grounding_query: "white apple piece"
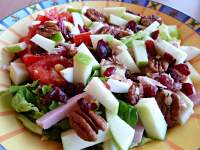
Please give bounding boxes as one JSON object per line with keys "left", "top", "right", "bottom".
{"left": 3, "top": 42, "right": 27, "bottom": 53}
{"left": 131, "top": 40, "right": 148, "bottom": 67}
{"left": 180, "top": 46, "right": 200, "bottom": 61}
{"left": 103, "top": 7, "right": 126, "bottom": 16}
{"left": 109, "top": 14, "right": 128, "bottom": 26}
{"left": 0, "top": 50, "right": 14, "bottom": 66}
{"left": 103, "top": 138, "right": 119, "bottom": 150}
{"left": 154, "top": 39, "right": 187, "bottom": 64}
{"left": 186, "top": 62, "right": 200, "bottom": 85}
{"left": 50, "top": 32, "right": 65, "bottom": 43}
{"left": 31, "top": 34, "right": 56, "bottom": 53}
{"left": 110, "top": 38, "right": 128, "bottom": 53}
{"left": 77, "top": 43, "right": 100, "bottom": 68}
{"left": 89, "top": 22, "right": 105, "bottom": 33}
{"left": 73, "top": 52, "right": 93, "bottom": 85}
{"left": 177, "top": 91, "right": 194, "bottom": 124}
{"left": 0, "top": 69, "right": 11, "bottom": 91}
{"left": 90, "top": 34, "right": 114, "bottom": 49}
{"left": 158, "top": 24, "right": 171, "bottom": 41}
{"left": 106, "top": 111, "right": 135, "bottom": 150}
{"left": 116, "top": 50, "right": 140, "bottom": 73}
{"left": 135, "top": 98, "right": 167, "bottom": 140}
{"left": 123, "top": 12, "right": 141, "bottom": 23}
{"left": 107, "top": 78, "right": 132, "bottom": 93}
{"left": 30, "top": 20, "right": 41, "bottom": 26}
{"left": 167, "top": 25, "right": 180, "bottom": 39}
{"left": 82, "top": 14, "right": 92, "bottom": 27}
{"left": 61, "top": 129, "right": 110, "bottom": 150}
{"left": 71, "top": 12, "right": 84, "bottom": 28}
{"left": 84, "top": 77, "right": 119, "bottom": 114}
{"left": 10, "top": 62, "right": 29, "bottom": 85}
{"left": 60, "top": 67, "right": 74, "bottom": 83}
{"left": 143, "top": 21, "right": 160, "bottom": 33}
{"left": 63, "top": 21, "right": 80, "bottom": 35}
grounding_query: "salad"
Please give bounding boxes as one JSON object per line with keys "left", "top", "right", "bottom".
{"left": 1, "top": 6, "right": 200, "bottom": 150}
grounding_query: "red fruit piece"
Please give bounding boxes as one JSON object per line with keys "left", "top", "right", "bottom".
{"left": 159, "top": 73, "right": 174, "bottom": 90}
{"left": 181, "top": 83, "right": 194, "bottom": 96}
{"left": 150, "top": 30, "right": 159, "bottom": 40}
{"left": 126, "top": 20, "right": 137, "bottom": 32}
{"left": 143, "top": 84, "right": 158, "bottom": 97}
{"left": 145, "top": 40, "right": 156, "bottom": 57}
{"left": 163, "top": 52, "right": 174, "bottom": 63}
{"left": 174, "top": 64, "right": 190, "bottom": 76}
{"left": 103, "top": 67, "right": 116, "bottom": 77}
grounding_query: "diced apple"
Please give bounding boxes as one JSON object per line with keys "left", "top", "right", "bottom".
{"left": 131, "top": 40, "right": 148, "bottom": 67}
{"left": 135, "top": 98, "right": 167, "bottom": 140}
{"left": 90, "top": 34, "right": 114, "bottom": 49}
{"left": 3, "top": 42, "right": 27, "bottom": 53}
{"left": 143, "top": 21, "right": 160, "bottom": 33}
{"left": 110, "top": 38, "right": 128, "bottom": 54}
{"left": 73, "top": 52, "right": 93, "bottom": 85}
{"left": 77, "top": 43, "right": 99, "bottom": 69}
{"left": 51, "top": 32, "right": 65, "bottom": 43}
{"left": 82, "top": 15, "right": 92, "bottom": 27}
{"left": 31, "top": 34, "right": 56, "bottom": 53}
{"left": 180, "top": 46, "right": 200, "bottom": 61}
{"left": 107, "top": 79, "right": 132, "bottom": 93}
{"left": 0, "top": 50, "right": 14, "bottom": 66}
{"left": 154, "top": 39, "right": 187, "bottom": 64}
{"left": 84, "top": 77, "right": 119, "bottom": 114}
{"left": 158, "top": 24, "right": 171, "bottom": 41}
{"left": 61, "top": 129, "right": 110, "bottom": 150}
{"left": 109, "top": 14, "right": 128, "bottom": 26}
{"left": 10, "top": 62, "right": 29, "bottom": 85}
{"left": 103, "top": 138, "right": 119, "bottom": 150}
{"left": 89, "top": 22, "right": 105, "bottom": 33}
{"left": 186, "top": 62, "right": 200, "bottom": 85}
{"left": 168, "top": 25, "right": 180, "bottom": 39}
{"left": 0, "top": 69, "right": 11, "bottom": 91}
{"left": 123, "top": 12, "right": 141, "bottom": 23}
{"left": 177, "top": 91, "right": 194, "bottom": 124}
{"left": 106, "top": 111, "right": 135, "bottom": 150}
{"left": 67, "top": 8, "right": 81, "bottom": 13}
{"left": 72, "top": 12, "right": 84, "bottom": 28}
{"left": 103, "top": 7, "right": 126, "bottom": 17}
{"left": 116, "top": 50, "right": 140, "bottom": 73}
{"left": 63, "top": 21, "right": 80, "bottom": 35}
{"left": 60, "top": 67, "right": 73, "bottom": 83}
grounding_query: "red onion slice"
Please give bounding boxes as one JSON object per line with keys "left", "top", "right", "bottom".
{"left": 133, "top": 123, "right": 144, "bottom": 144}
{"left": 189, "top": 92, "right": 200, "bottom": 106}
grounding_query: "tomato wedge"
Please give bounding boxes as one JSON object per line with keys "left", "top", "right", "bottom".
{"left": 27, "top": 55, "right": 73, "bottom": 86}
{"left": 73, "top": 32, "right": 91, "bottom": 46}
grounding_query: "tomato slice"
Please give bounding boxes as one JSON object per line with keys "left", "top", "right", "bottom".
{"left": 59, "top": 12, "right": 73, "bottom": 23}
{"left": 36, "top": 15, "right": 50, "bottom": 24}
{"left": 73, "top": 32, "right": 91, "bottom": 46}
{"left": 23, "top": 55, "right": 46, "bottom": 66}
{"left": 27, "top": 55, "right": 73, "bottom": 86}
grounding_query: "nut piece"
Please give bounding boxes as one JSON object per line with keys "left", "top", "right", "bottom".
{"left": 85, "top": 8, "right": 106, "bottom": 22}
{"left": 128, "top": 82, "right": 144, "bottom": 105}
{"left": 37, "top": 21, "right": 60, "bottom": 37}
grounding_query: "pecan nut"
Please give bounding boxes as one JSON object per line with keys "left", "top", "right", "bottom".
{"left": 140, "top": 15, "right": 162, "bottom": 27}
{"left": 37, "top": 21, "right": 60, "bottom": 37}
{"left": 128, "top": 82, "right": 144, "bottom": 105}
{"left": 85, "top": 8, "right": 106, "bottom": 22}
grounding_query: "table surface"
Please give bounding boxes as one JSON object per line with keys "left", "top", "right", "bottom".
{"left": 0, "top": 0, "right": 199, "bottom": 21}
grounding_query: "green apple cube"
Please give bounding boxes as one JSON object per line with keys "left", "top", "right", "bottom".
{"left": 0, "top": 50, "right": 14, "bottom": 66}
{"left": 168, "top": 25, "right": 180, "bottom": 39}
{"left": 106, "top": 111, "right": 135, "bottom": 150}
{"left": 109, "top": 14, "right": 128, "bottom": 26}
{"left": 107, "top": 78, "right": 132, "bottom": 93}
{"left": 31, "top": 34, "right": 56, "bottom": 52}
{"left": 82, "top": 15, "right": 92, "bottom": 27}
{"left": 110, "top": 38, "right": 128, "bottom": 54}
{"left": 177, "top": 91, "right": 194, "bottom": 125}
{"left": 0, "top": 69, "right": 11, "bottom": 92}
{"left": 60, "top": 67, "right": 74, "bottom": 83}
{"left": 135, "top": 98, "right": 167, "bottom": 140}
{"left": 131, "top": 40, "right": 148, "bottom": 67}
{"left": 67, "top": 8, "right": 81, "bottom": 13}
{"left": 180, "top": 46, "right": 200, "bottom": 61}
{"left": 72, "top": 12, "right": 84, "bottom": 28}
{"left": 90, "top": 34, "right": 114, "bottom": 49}
{"left": 116, "top": 50, "right": 140, "bottom": 73}
{"left": 10, "top": 62, "right": 29, "bottom": 85}
{"left": 84, "top": 77, "right": 119, "bottom": 114}
{"left": 155, "top": 39, "right": 187, "bottom": 64}
{"left": 73, "top": 52, "right": 93, "bottom": 85}
{"left": 51, "top": 32, "right": 65, "bottom": 43}
{"left": 61, "top": 129, "right": 110, "bottom": 150}
{"left": 3, "top": 42, "right": 27, "bottom": 53}
{"left": 103, "top": 138, "right": 119, "bottom": 150}
{"left": 143, "top": 21, "right": 160, "bottom": 33}
{"left": 186, "top": 62, "right": 200, "bottom": 85}
{"left": 103, "top": 7, "right": 126, "bottom": 17}
{"left": 77, "top": 43, "right": 100, "bottom": 68}
{"left": 158, "top": 24, "right": 171, "bottom": 41}
{"left": 89, "top": 22, "right": 105, "bottom": 33}
{"left": 123, "top": 12, "right": 141, "bottom": 23}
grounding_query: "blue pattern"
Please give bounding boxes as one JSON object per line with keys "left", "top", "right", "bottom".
{"left": 0, "top": 145, "right": 6, "bottom": 150}
{"left": 40, "top": 0, "right": 67, "bottom": 8}
{"left": 122, "top": 0, "right": 149, "bottom": 6}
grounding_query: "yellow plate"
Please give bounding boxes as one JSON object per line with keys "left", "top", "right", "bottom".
{"left": 0, "top": 1, "right": 200, "bottom": 150}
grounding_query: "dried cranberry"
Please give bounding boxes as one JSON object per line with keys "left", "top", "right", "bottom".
{"left": 150, "top": 30, "right": 159, "bottom": 40}
{"left": 77, "top": 98, "right": 97, "bottom": 113}
{"left": 58, "top": 20, "right": 73, "bottom": 42}
{"left": 181, "top": 83, "right": 194, "bottom": 96}
{"left": 169, "top": 68, "right": 184, "bottom": 82}
{"left": 174, "top": 64, "right": 190, "bottom": 76}
{"left": 96, "top": 40, "right": 112, "bottom": 61}
{"left": 163, "top": 53, "right": 175, "bottom": 63}
{"left": 143, "top": 84, "right": 158, "bottom": 97}
{"left": 103, "top": 67, "right": 116, "bottom": 77}
{"left": 126, "top": 20, "right": 137, "bottom": 32}
{"left": 159, "top": 73, "right": 174, "bottom": 90}
{"left": 145, "top": 40, "right": 156, "bottom": 57}
{"left": 63, "top": 82, "right": 84, "bottom": 97}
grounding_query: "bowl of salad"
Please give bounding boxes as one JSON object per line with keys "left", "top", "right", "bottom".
{"left": 0, "top": 1, "right": 200, "bottom": 150}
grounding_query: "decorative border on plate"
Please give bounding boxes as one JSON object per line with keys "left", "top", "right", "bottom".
{"left": 0, "top": 0, "right": 199, "bottom": 35}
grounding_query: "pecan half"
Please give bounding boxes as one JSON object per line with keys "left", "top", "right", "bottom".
{"left": 37, "top": 21, "right": 60, "bottom": 37}
{"left": 155, "top": 90, "right": 181, "bottom": 128}
{"left": 85, "top": 8, "right": 106, "bottom": 22}
{"left": 57, "top": 43, "right": 77, "bottom": 58}
{"left": 140, "top": 15, "right": 162, "bottom": 27}
{"left": 128, "top": 82, "right": 144, "bottom": 105}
